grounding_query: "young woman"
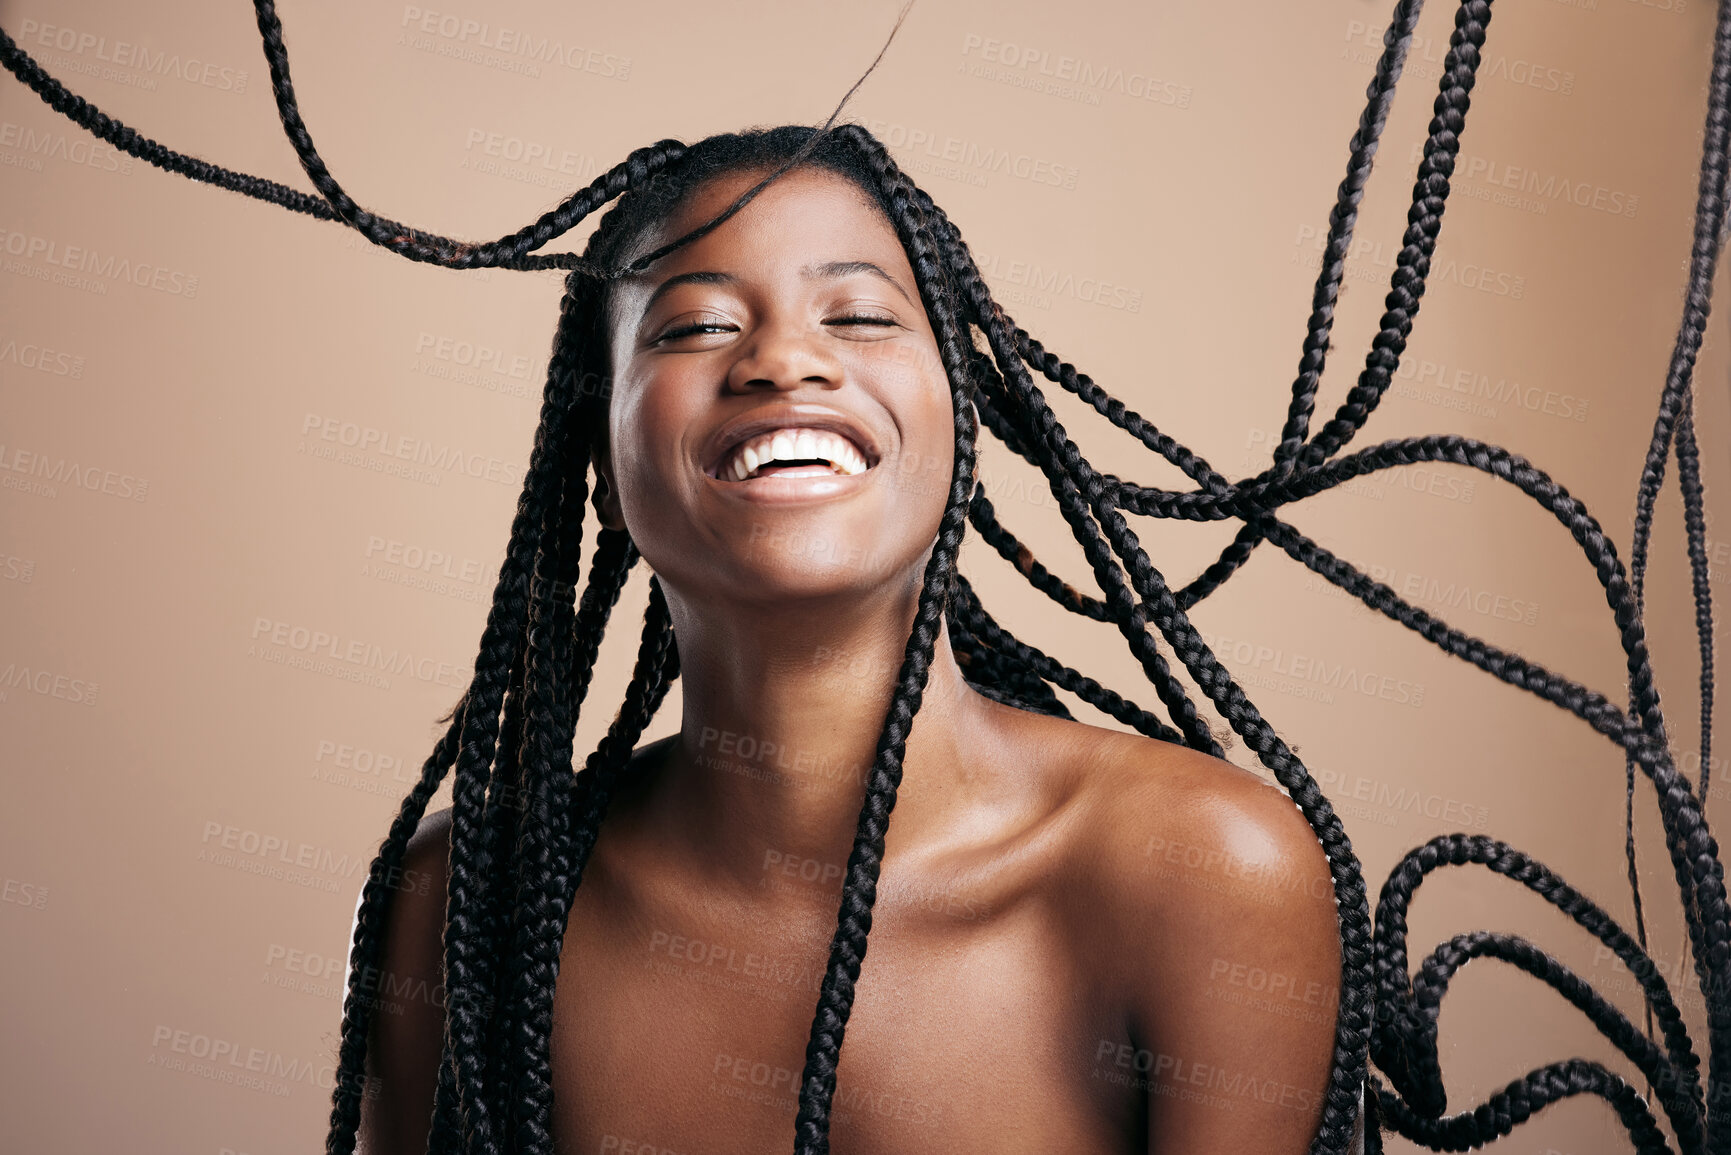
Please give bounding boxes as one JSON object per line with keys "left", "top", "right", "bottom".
{"left": 354, "top": 130, "right": 1350, "bottom": 1155}
{"left": 3, "top": 3, "right": 1724, "bottom": 1153}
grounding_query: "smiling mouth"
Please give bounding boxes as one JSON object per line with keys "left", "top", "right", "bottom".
{"left": 714, "top": 427, "right": 874, "bottom": 482}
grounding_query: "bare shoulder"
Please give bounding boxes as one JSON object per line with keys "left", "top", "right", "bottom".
{"left": 1051, "top": 722, "right": 1338, "bottom": 936}
{"left": 1078, "top": 728, "right": 1344, "bottom": 1035}
{"left": 1028, "top": 716, "right": 1349, "bottom": 1151}
{"left": 352, "top": 806, "right": 452, "bottom": 1155}
{"left": 377, "top": 804, "right": 452, "bottom": 980}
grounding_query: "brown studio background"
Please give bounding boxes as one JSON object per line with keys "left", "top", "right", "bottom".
{"left": 0, "top": 0, "right": 1724, "bottom": 1152}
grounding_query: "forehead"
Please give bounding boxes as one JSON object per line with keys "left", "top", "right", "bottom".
{"left": 619, "top": 167, "right": 908, "bottom": 297}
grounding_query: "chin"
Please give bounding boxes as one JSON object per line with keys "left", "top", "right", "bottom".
{"left": 744, "top": 549, "right": 920, "bottom": 604}
{"left": 644, "top": 533, "right": 928, "bottom": 615}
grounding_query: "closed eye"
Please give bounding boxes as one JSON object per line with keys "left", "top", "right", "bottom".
{"left": 826, "top": 313, "right": 899, "bottom": 329}
{"left": 654, "top": 318, "right": 738, "bottom": 343}
{"left": 654, "top": 313, "right": 897, "bottom": 345}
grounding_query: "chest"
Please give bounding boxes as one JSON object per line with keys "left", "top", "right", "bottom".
{"left": 546, "top": 867, "right": 1137, "bottom": 1154}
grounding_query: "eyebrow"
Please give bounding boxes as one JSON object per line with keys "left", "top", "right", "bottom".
{"left": 639, "top": 260, "right": 913, "bottom": 313}
{"left": 641, "top": 269, "right": 737, "bottom": 313}
{"left": 801, "top": 260, "right": 913, "bottom": 304}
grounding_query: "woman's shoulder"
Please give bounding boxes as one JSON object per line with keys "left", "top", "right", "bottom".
{"left": 349, "top": 804, "right": 454, "bottom": 1153}
{"left": 997, "top": 706, "right": 1340, "bottom": 948}
{"left": 1020, "top": 710, "right": 1352, "bottom": 1152}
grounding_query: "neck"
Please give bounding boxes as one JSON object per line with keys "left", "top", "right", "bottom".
{"left": 640, "top": 571, "right": 987, "bottom": 896}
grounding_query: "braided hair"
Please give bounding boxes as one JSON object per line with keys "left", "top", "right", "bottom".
{"left": 3, "top": 1, "right": 1726, "bottom": 1151}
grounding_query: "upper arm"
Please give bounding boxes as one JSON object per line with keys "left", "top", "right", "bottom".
{"left": 1093, "top": 749, "right": 1349, "bottom": 1155}
{"left": 353, "top": 806, "right": 452, "bottom": 1155}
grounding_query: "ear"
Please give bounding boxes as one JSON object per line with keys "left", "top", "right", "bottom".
{"left": 967, "top": 402, "right": 982, "bottom": 489}
{"left": 591, "top": 436, "right": 626, "bottom": 532}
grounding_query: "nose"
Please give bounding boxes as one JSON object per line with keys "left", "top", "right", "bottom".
{"left": 724, "top": 317, "right": 842, "bottom": 394}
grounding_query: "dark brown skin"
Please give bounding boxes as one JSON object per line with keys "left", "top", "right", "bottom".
{"left": 354, "top": 168, "right": 1353, "bottom": 1155}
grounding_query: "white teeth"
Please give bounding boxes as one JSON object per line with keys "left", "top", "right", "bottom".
{"left": 720, "top": 425, "right": 874, "bottom": 481}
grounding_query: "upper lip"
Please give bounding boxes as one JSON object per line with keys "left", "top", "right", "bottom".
{"left": 703, "top": 405, "right": 883, "bottom": 478}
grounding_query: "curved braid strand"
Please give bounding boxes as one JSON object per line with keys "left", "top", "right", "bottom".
{"left": 324, "top": 712, "right": 465, "bottom": 1153}
{"left": 949, "top": 573, "right": 1183, "bottom": 742}
{"left": 899, "top": 170, "right": 1243, "bottom": 756}
{"left": 1673, "top": 404, "right": 1717, "bottom": 800}
{"left": 906, "top": 172, "right": 1373, "bottom": 1155}
{"left": 0, "top": 23, "right": 339, "bottom": 221}
{"left": 1371, "top": 834, "right": 1706, "bottom": 1146}
{"left": 1406, "top": 930, "right": 1702, "bottom": 1152}
{"left": 789, "top": 136, "right": 983, "bottom": 1155}
{"left": 510, "top": 567, "right": 678, "bottom": 1155}
{"left": 1377, "top": 1060, "right": 1671, "bottom": 1154}
{"left": 253, "top": 0, "right": 686, "bottom": 273}
{"left": 562, "top": 572, "right": 683, "bottom": 903}
{"left": 1295, "top": 2, "right": 1492, "bottom": 469}
{"left": 429, "top": 273, "right": 603, "bottom": 1155}
{"left": 498, "top": 453, "right": 600, "bottom": 1155}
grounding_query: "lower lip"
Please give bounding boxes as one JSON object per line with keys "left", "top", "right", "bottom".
{"left": 705, "top": 465, "right": 874, "bottom": 505}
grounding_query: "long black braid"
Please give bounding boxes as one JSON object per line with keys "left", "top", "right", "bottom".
{"left": 4, "top": 0, "right": 1726, "bottom": 1151}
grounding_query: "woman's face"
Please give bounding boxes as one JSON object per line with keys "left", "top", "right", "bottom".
{"left": 596, "top": 166, "right": 959, "bottom": 611}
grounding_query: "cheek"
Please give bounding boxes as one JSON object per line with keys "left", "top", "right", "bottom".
{"left": 606, "top": 369, "right": 697, "bottom": 513}
{"left": 898, "top": 383, "right": 960, "bottom": 512}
